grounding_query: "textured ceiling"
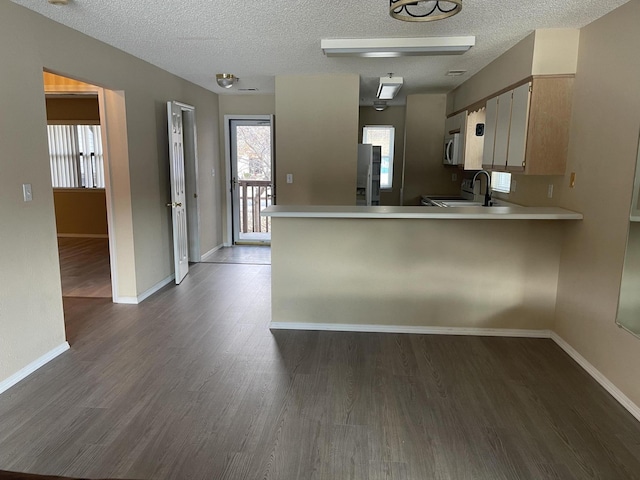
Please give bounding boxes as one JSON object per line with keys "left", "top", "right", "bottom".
{"left": 11, "top": 0, "right": 629, "bottom": 106}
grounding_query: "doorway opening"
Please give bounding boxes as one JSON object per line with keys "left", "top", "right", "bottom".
{"left": 44, "top": 72, "right": 113, "bottom": 300}
{"left": 43, "top": 71, "right": 138, "bottom": 313}
{"left": 224, "top": 115, "right": 275, "bottom": 245}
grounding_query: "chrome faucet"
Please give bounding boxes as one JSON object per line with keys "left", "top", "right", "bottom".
{"left": 472, "top": 170, "right": 492, "bottom": 207}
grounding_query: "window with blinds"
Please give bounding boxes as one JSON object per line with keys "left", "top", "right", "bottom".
{"left": 491, "top": 171, "right": 512, "bottom": 194}
{"left": 47, "top": 125, "right": 105, "bottom": 188}
{"left": 362, "top": 125, "right": 395, "bottom": 189}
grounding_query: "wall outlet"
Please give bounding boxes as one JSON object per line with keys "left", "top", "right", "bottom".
{"left": 211, "top": 168, "right": 215, "bottom": 177}
{"left": 286, "top": 174, "right": 293, "bottom": 184}
{"left": 547, "top": 184, "right": 554, "bottom": 199}
{"left": 452, "top": 173, "right": 458, "bottom": 182}
{"left": 511, "top": 179, "right": 517, "bottom": 192}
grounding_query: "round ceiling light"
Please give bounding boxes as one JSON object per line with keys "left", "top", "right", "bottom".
{"left": 373, "top": 101, "right": 388, "bottom": 112}
{"left": 216, "top": 73, "right": 237, "bottom": 89}
{"left": 390, "top": 0, "right": 462, "bottom": 22}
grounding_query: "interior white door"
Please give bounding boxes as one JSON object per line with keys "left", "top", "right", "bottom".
{"left": 167, "top": 101, "right": 189, "bottom": 284}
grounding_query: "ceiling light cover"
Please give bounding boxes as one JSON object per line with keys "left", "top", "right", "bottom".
{"left": 373, "top": 101, "right": 388, "bottom": 111}
{"left": 321, "top": 37, "right": 475, "bottom": 57}
{"left": 390, "top": 0, "right": 462, "bottom": 22}
{"left": 377, "top": 76, "right": 403, "bottom": 100}
{"left": 216, "top": 73, "right": 237, "bottom": 89}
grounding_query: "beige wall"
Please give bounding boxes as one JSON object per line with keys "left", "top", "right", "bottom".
{"left": 448, "top": 33, "right": 535, "bottom": 114}
{"left": 403, "top": 94, "right": 458, "bottom": 205}
{"left": 272, "top": 217, "right": 563, "bottom": 330}
{"left": 53, "top": 189, "right": 108, "bottom": 236}
{"left": 554, "top": 0, "right": 640, "bottom": 407}
{"left": 531, "top": 29, "right": 580, "bottom": 75}
{"left": 358, "top": 106, "right": 406, "bottom": 206}
{"left": 0, "top": 2, "right": 221, "bottom": 384}
{"left": 275, "top": 74, "right": 359, "bottom": 205}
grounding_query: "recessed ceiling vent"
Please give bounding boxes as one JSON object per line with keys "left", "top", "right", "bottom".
{"left": 446, "top": 70, "right": 467, "bottom": 76}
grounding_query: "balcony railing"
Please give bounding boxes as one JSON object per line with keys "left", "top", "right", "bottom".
{"left": 239, "top": 180, "right": 272, "bottom": 235}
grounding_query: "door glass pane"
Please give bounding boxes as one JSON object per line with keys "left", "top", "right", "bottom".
{"left": 234, "top": 124, "right": 272, "bottom": 242}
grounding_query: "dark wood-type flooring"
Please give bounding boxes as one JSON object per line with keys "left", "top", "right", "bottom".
{"left": 1, "top": 263, "right": 640, "bottom": 479}
{"left": 57, "top": 237, "right": 111, "bottom": 298}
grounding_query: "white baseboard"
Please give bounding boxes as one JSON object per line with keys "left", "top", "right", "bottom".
{"left": 113, "top": 274, "right": 175, "bottom": 305}
{"left": 201, "top": 244, "right": 224, "bottom": 261}
{"left": 550, "top": 332, "right": 640, "bottom": 423}
{"left": 269, "top": 322, "right": 552, "bottom": 338}
{"left": 137, "top": 274, "right": 175, "bottom": 303}
{"left": 0, "top": 342, "right": 70, "bottom": 395}
{"left": 114, "top": 296, "right": 139, "bottom": 305}
{"left": 57, "top": 233, "right": 109, "bottom": 239}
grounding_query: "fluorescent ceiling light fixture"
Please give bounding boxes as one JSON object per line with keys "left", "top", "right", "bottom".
{"left": 321, "top": 36, "right": 475, "bottom": 58}
{"left": 377, "top": 77, "right": 403, "bottom": 100}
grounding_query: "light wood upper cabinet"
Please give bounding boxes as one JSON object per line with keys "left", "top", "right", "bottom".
{"left": 464, "top": 108, "right": 485, "bottom": 171}
{"left": 506, "top": 82, "right": 532, "bottom": 169}
{"left": 480, "top": 76, "right": 573, "bottom": 175}
{"left": 492, "top": 90, "right": 514, "bottom": 170}
{"left": 522, "top": 76, "right": 573, "bottom": 175}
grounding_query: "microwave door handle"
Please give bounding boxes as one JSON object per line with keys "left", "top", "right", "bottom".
{"left": 446, "top": 141, "right": 453, "bottom": 163}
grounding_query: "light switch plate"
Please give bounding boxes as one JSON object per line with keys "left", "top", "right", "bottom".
{"left": 286, "top": 174, "right": 293, "bottom": 184}
{"left": 22, "top": 183, "right": 33, "bottom": 202}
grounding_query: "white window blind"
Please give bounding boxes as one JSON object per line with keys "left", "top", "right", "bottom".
{"left": 362, "top": 126, "right": 395, "bottom": 189}
{"left": 491, "top": 171, "right": 512, "bottom": 194}
{"left": 47, "top": 125, "right": 105, "bottom": 188}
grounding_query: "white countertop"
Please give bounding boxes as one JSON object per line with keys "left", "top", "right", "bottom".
{"left": 262, "top": 205, "right": 583, "bottom": 220}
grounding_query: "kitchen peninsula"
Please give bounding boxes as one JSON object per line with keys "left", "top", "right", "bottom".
{"left": 262, "top": 205, "right": 582, "bottom": 335}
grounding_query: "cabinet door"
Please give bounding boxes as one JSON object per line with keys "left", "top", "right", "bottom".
{"left": 464, "top": 108, "right": 485, "bottom": 170}
{"left": 493, "top": 90, "right": 513, "bottom": 170}
{"left": 507, "top": 82, "right": 531, "bottom": 170}
{"left": 482, "top": 97, "right": 498, "bottom": 168}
